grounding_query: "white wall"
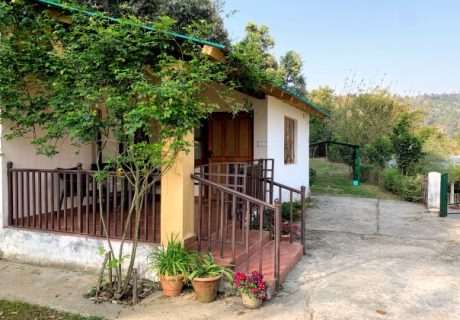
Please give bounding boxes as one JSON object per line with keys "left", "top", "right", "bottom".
{"left": 0, "top": 228, "right": 157, "bottom": 278}
{"left": 266, "top": 96, "right": 310, "bottom": 198}
{"left": 0, "top": 127, "right": 95, "bottom": 227}
{"left": 253, "top": 98, "right": 268, "bottom": 159}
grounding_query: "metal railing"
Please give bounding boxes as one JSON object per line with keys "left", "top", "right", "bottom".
{"left": 7, "top": 162, "right": 160, "bottom": 242}
{"left": 192, "top": 159, "right": 306, "bottom": 288}
{"left": 192, "top": 173, "right": 282, "bottom": 288}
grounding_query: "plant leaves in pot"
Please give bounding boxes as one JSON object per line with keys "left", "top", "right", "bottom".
{"left": 189, "top": 253, "right": 233, "bottom": 303}
{"left": 148, "top": 234, "right": 192, "bottom": 297}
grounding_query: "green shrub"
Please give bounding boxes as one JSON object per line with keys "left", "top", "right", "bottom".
{"left": 381, "top": 168, "right": 424, "bottom": 202}
{"left": 381, "top": 167, "right": 402, "bottom": 193}
{"left": 281, "top": 201, "right": 302, "bottom": 221}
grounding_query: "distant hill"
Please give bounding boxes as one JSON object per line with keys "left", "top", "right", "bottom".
{"left": 410, "top": 93, "right": 460, "bottom": 137}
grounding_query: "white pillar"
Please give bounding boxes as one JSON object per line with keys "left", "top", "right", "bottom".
{"left": 427, "top": 172, "right": 441, "bottom": 212}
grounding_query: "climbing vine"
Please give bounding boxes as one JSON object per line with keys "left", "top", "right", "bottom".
{"left": 0, "top": 1, "right": 241, "bottom": 299}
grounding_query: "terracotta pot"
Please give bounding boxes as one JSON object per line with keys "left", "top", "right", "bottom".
{"left": 159, "top": 275, "right": 184, "bottom": 297}
{"left": 242, "top": 294, "right": 263, "bottom": 309}
{"left": 281, "top": 234, "right": 290, "bottom": 241}
{"left": 192, "top": 274, "right": 222, "bottom": 303}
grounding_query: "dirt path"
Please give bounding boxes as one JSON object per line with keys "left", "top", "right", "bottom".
{"left": 0, "top": 196, "right": 459, "bottom": 319}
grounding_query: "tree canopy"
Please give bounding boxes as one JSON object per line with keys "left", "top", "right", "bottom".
{"left": 74, "top": 0, "right": 230, "bottom": 45}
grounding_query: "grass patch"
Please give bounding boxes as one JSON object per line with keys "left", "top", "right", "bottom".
{"left": 310, "top": 158, "right": 400, "bottom": 200}
{"left": 0, "top": 300, "right": 104, "bottom": 320}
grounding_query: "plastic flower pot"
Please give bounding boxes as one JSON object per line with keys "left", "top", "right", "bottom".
{"left": 160, "top": 275, "right": 184, "bottom": 297}
{"left": 191, "top": 274, "right": 222, "bottom": 303}
{"left": 242, "top": 294, "right": 263, "bottom": 309}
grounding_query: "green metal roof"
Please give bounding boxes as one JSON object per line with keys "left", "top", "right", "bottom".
{"left": 33, "top": 0, "right": 226, "bottom": 50}
{"left": 273, "top": 83, "right": 331, "bottom": 118}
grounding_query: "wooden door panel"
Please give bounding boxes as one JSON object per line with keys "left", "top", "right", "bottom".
{"left": 208, "top": 113, "right": 253, "bottom": 163}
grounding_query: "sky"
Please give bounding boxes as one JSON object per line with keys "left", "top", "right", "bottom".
{"left": 223, "top": 0, "right": 460, "bottom": 95}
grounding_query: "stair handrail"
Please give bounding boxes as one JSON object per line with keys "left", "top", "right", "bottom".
{"left": 191, "top": 173, "right": 282, "bottom": 289}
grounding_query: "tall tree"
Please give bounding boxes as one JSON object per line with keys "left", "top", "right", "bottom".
{"left": 308, "top": 86, "right": 335, "bottom": 142}
{"left": 234, "top": 23, "right": 277, "bottom": 71}
{"left": 391, "top": 114, "right": 423, "bottom": 175}
{"left": 278, "top": 50, "right": 306, "bottom": 93}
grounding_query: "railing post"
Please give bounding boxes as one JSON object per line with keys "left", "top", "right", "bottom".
{"left": 274, "top": 199, "right": 281, "bottom": 290}
{"left": 300, "top": 186, "right": 306, "bottom": 255}
{"left": 77, "top": 163, "right": 82, "bottom": 233}
{"left": 7, "top": 162, "right": 13, "bottom": 226}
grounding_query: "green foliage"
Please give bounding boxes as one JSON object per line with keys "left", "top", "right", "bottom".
{"left": 148, "top": 235, "right": 193, "bottom": 278}
{"left": 308, "top": 86, "right": 335, "bottom": 142}
{"left": 189, "top": 253, "right": 233, "bottom": 282}
{"left": 280, "top": 201, "right": 303, "bottom": 221}
{"left": 333, "top": 90, "right": 408, "bottom": 146}
{"left": 413, "top": 153, "right": 447, "bottom": 176}
{"left": 278, "top": 50, "right": 306, "bottom": 94}
{"left": 73, "top": 0, "right": 230, "bottom": 46}
{"left": 0, "top": 1, "right": 241, "bottom": 298}
{"left": 234, "top": 22, "right": 277, "bottom": 73}
{"left": 310, "top": 158, "right": 400, "bottom": 200}
{"left": 390, "top": 114, "right": 423, "bottom": 175}
{"left": 409, "top": 93, "right": 460, "bottom": 138}
{"left": 366, "top": 137, "right": 393, "bottom": 168}
{"left": 327, "top": 144, "right": 354, "bottom": 166}
{"left": 359, "top": 163, "right": 375, "bottom": 183}
{"left": 381, "top": 167, "right": 424, "bottom": 202}
{"left": 309, "top": 168, "right": 317, "bottom": 185}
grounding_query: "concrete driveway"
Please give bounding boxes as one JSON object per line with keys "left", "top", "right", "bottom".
{"left": 0, "top": 196, "right": 459, "bottom": 319}
{"left": 290, "top": 196, "right": 460, "bottom": 320}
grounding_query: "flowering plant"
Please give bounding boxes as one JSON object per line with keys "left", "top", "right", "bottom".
{"left": 281, "top": 222, "right": 300, "bottom": 237}
{"left": 233, "top": 271, "right": 267, "bottom": 299}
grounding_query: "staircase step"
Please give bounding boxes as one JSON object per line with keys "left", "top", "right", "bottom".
{"left": 236, "top": 240, "right": 303, "bottom": 293}
{"left": 188, "top": 229, "right": 271, "bottom": 267}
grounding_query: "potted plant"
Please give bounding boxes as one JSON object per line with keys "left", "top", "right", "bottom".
{"left": 148, "top": 235, "right": 192, "bottom": 297}
{"left": 281, "top": 222, "right": 300, "bottom": 241}
{"left": 189, "top": 253, "right": 233, "bottom": 303}
{"left": 233, "top": 271, "right": 267, "bottom": 309}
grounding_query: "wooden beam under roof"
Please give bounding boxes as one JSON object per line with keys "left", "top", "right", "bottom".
{"left": 262, "top": 85, "right": 327, "bottom": 119}
{"left": 201, "top": 45, "right": 226, "bottom": 63}
{"left": 47, "top": 10, "right": 72, "bottom": 24}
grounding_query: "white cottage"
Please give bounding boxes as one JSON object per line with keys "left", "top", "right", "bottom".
{"left": 0, "top": 0, "right": 329, "bottom": 290}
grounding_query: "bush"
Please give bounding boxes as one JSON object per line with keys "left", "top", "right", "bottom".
{"left": 309, "top": 168, "right": 317, "bottom": 185}
{"left": 281, "top": 201, "right": 302, "bottom": 221}
{"left": 381, "top": 168, "right": 424, "bottom": 202}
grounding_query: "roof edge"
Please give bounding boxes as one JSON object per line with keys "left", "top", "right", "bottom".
{"left": 266, "top": 83, "right": 331, "bottom": 118}
{"left": 33, "top": 0, "right": 226, "bottom": 50}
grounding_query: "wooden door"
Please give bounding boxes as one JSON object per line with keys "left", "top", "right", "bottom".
{"left": 208, "top": 113, "right": 253, "bottom": 163}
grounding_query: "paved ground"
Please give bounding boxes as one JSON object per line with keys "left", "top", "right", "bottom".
{"left": 0, "top": 196, "right": 459, "bottom": 319}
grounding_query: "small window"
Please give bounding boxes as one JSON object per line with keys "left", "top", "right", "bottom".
{"left": 284, "top": 117, "right": 296, "bottom": 164}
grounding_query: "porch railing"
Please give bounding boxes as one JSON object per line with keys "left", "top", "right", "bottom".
{"left": 6, "top": 162, "right": 160, "bottom": 243}
{"left": 192, "top": 159, "right": 306, "bottom": 289}
{"left": 192, "top": 173, "right": 282, "bottom": 288}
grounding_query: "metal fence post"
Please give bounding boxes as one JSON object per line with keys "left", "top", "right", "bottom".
{"left": 7, "top": 162, "right": 13, "bottom": 226}
{"left": 300, "top": 186, "right": 306, "bottom": 255}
